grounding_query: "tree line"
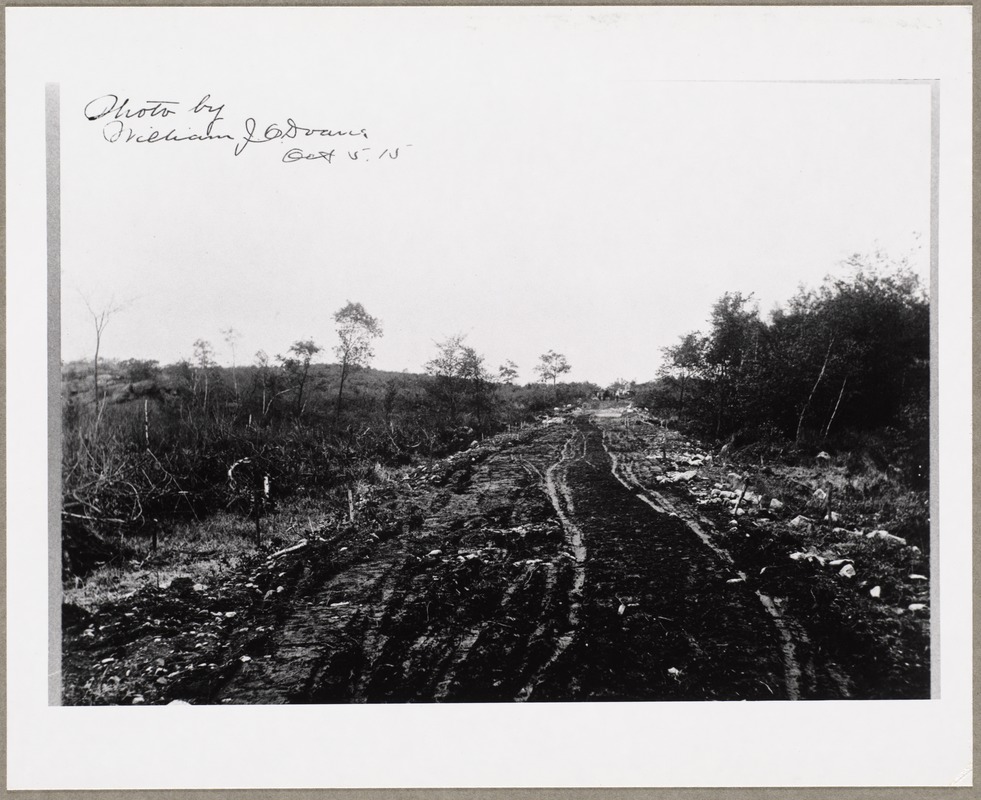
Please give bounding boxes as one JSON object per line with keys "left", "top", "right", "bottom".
{"left": 645, "top": 259, "right": 929, "bottom": 482}
{"left": 62, "top": 299, "right": 590, "bottom": 575}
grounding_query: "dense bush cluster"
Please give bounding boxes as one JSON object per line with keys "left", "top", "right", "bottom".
{"left": 638, "top": 262, "right": 929, "bottom": 484}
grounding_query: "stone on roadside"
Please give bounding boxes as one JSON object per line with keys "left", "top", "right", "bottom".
{"left": 908, "top": 603, "right": 927, "bottom": 612}
{"left": 768, "top": 498, "right": 784, "bottom": 511}
{"left": 867, "top": 530, "right": 907, "bottom": 546}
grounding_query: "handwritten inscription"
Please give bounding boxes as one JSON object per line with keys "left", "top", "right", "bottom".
{"left": 83, "top": 94, "right": 410, "bottom": 166}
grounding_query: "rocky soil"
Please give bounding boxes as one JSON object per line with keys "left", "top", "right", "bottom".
{"left": 62, "top": 406, "right": 930, "bottom": 704}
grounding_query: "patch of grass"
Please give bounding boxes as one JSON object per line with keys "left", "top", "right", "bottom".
{"left": 63, "top": 507, "right": 310, "bottom": 612}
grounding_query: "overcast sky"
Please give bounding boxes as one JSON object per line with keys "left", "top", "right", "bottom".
{"left": 58, "top": 10, "right": 932, "bottom": 388}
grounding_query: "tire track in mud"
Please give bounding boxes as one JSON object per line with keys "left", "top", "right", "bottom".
{"left": 515, "top": 429, "right": 587, "bottom": 701}
{"left": 210, "top": 419, "right": 800, "bottom": 703}
{"left": 600, "top": 421, "right": 858, "bottom": 700}
{"left": 601, "top": 427, "right": 803, "bottom": 700}
{"left": 543, "top": 419, "right": 788, "bottom": 701}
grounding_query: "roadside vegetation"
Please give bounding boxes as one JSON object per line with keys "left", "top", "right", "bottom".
{"left": 632, "top": 257, "right": 930, "bottom": 548}
{"left": 62, "top": 255, "right": 932, "bottom": 703}
{"left": 61, "top": 312, "right": 595, "bottom": 587}
{"left": 640, "top": 257, "right": 928, "bottom": 482}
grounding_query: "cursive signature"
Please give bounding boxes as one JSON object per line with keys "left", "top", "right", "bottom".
{"left": 82, "top": 93, "right": 399, "bottom": 166}
{"left": 234, "top": 118, "right": 368, "bottom": 157}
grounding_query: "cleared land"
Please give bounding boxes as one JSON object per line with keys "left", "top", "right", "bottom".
{"left": 62, "top": 405, "right": 930, "bottom": 704}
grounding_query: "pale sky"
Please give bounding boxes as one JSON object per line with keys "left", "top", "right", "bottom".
{"left": 57, "top": 10, "right": 932, "bottom": 388}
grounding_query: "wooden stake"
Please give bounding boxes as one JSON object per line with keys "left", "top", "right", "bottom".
{"left": 254, "top": 488, "right": 262, "bottom": 547}
{"left": 733, "top": 476, "right": 749, "bottom": 515}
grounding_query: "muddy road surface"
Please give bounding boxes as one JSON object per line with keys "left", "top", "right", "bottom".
{"left": 65, "top": 408, "right": 929, "bottom": 704}
{"left": 217, "top": 417, "right": 790, "bottom": 703}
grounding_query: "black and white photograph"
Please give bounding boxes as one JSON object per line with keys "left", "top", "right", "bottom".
{"left": 6, "top": 4, "right": 973, "bottom": 790}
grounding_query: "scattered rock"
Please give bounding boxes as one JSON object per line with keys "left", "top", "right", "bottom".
{"left": 768, "top": 498, "right": 784, "bottom": 511}
{"left": 867, "top": 530, "right": 907, "bottom": 546}
{"left": 870, "top": 585, "right": 881, "bottom": 598}
{"left": 789, "top": 515, "right": 814, "bottom": 529}
{"left": 908, "top": 603, "right": 927, "bottom": 612}
{"left": 838, "top": 563, "right": 857, "bottom": 579}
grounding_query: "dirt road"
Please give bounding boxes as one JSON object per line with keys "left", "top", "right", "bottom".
{"left": 210, "top": 411, "right": 826, "bottom": 703}
{"left": 66, "top": 406, "right": 930, "bottom": 704}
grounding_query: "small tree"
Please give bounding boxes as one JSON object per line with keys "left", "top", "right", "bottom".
{"left": 659, "top": 332, "right": 705, "bottom": 413}
{"left": 192, "top": 338, "right": 217, "bottom": 414}
{"left": 252, "top": 350, "right": 290, "bottom": 423}
{"left": 535, "top": 350, "right": 571, "bottom": 398}
{"left": 81, "top": 294, "right": 125, "bottom": 407}
{"left": 425, "top": 334, "right": 496, "bottom": 434}
{"left": 221, "top": 327, "right": 243, "bottom": 398}
{"left": 498, "top": 360, "right": 519, "bottom": 385}
{"left": 278, "top": 339, "right": 322, "bottom": 417}
{"left": 425, "top": 334, "right": 469, "bottom": 419}
{"left": 333, "top": 302, "right": 383, "bottom": 416}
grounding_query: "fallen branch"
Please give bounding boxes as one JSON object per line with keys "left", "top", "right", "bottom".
{"left": 268, "top": 539, "right": 309, "bottom": 560}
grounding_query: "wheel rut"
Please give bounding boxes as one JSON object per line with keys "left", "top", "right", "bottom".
{"left": 208, "top": 418, "right": 816, "bottom": 703}
{"left": 516, "top": 429, "right": 587, "bottom": 701}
